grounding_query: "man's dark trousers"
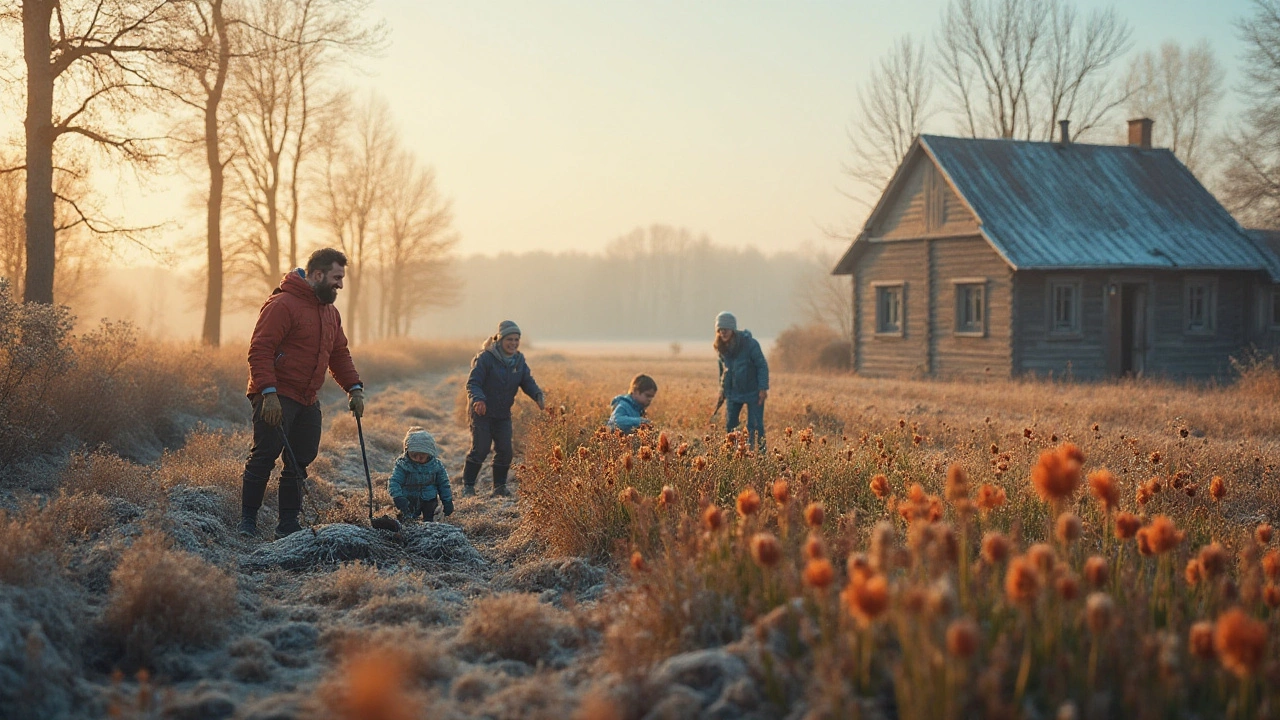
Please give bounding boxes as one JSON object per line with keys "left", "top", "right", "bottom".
{"left": 242, "top": 394, "right": 323, "bottom": 514}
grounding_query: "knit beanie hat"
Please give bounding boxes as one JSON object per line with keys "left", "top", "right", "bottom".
{"left": 497, "top": 320, "right": 521, "bottom": 339}
{"left": 715, "top": 311, "right": 737, "bottom": 332}
{"left": 403, "top": 427, "right": 441, "bottom": 458}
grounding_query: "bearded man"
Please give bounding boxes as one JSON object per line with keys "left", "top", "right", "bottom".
{"left": 239, "top": 248, "right": 365, "bottom": 539}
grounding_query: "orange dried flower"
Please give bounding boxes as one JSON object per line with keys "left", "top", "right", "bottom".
{"left": 908, "top": 483, "right": 927, "bottom": 504}
{"left": 976, "top": 483, "right": 1006, "bottom": 511}
{"left": 702, "top": 504, "right": 724, "bottom": 532}
{"left": 1214, "top": 608, "right": 1268, "bottom": 677}
{"left": 1005, "top": 556, "right": 1040, "bottom": 605}
{"left": 630, "top": 551, "right": 648, "bottom": 572}
{"left": 803, "top": 533, "right": 825, "bottom": 561}
{"left": 803, "top": 558, "right": 835, "bottom": 589}
{"left": 1257, "top": 524, "right": 1273, "bottom": 545}
{"left": 1085, "top": 593, "right": 1113, "bottom": 635}
{"left": 1197, "top": 542, "right": 1229, "bottom": 580}
{"left": 1144, "top": 515, "right": 1183, "bottom": 554}
{"left": 1263, "top": 584, "right": 1280, "bottom": 609}
{"left": 618, "top": 487, "right": 640, "bottom": 505}
{"left": 1115, "top": 512, "right": 1142, "bottom": 539}
{"left": 621, "top": 453, "right": 634, "bottom": 471}
{"left": 1084, "top": 556, "right": 1108, "bottom": 588}
{"left": 736, "top": 488, "right": 761, "bottom": 517}
{"left": 1087, "top": 469, "right": 1120, "bottom": 512}
{"left": 870, "top": 473, "right": 890, "bottom": 499}
{"left": 981, "top": 532, "right": 1011, "bottom": 564}
{"left": 771, "top": 478, "right": 790, "bottom": 505}
{"left": 1184, "top": 559, "right": 1202, "bottom": 586}
{"left": 693, "top": 456, "right": 708, "bottom": 471}
{"left": 657, "top": 432, "right": 671, "bottom": 454}
{"left": 1209, "top": 476, "right": 1226, "bottom": 501}
{"left": 1055, "top": 513, "right": 1082, "bottom": 544}
{"left": 1031, "top": 444, "right": 1082, "bottom": 503}
{"left": 657, "top": 485, "right": 676, "bottom": 508}
{"left": 803, "top": 502, "right": 825, "bottom": 529}
{"left": 843, "top": 572, "right": 890, "bottom": 626}
{"left": 749, "top": 532, "right": 781, "bottom": 567}
{"left": 577, "top": 446, "right": 590, "bottom": 460}
{"left": 338, "top": 650, "right": 415, "bottom": 720}
{"left": 1262, "top": 549, "right": 1280, "bottom": 582}
{"left": 1189, "top": 621, "right": 1215, "bottom": 660}
{"left": 946, "top": 618, "right": 980, "bottom": 658}
{"left": 1055, "top": 573, "right": 1080, "bottom": 601}
{"left": 638, "top": 445, "right": 653, "bottom": 461}
{"left": 945, "top": 463, "right": 969, "bottom": 501}
{"left": 1027, "top": 543, "right": 1056, "bottom": 574}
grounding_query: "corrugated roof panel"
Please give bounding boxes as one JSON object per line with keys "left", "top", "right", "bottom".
{"left": 920, "top": 135, "right": 1279, "bottom": 278}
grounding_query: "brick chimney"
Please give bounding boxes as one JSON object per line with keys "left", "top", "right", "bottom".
{"left": 1059, "top": 119, "right": 1070, "bottom": 146}
{"left": 1128, "top": 118, "right": 1153, "bottom": 149}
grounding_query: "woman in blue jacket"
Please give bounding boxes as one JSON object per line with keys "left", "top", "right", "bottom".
{"left": 464, "top": 321, "right": 545, "bottom": 497}
{"left": 714, "top": 312, "right": 769, "bottom": 450}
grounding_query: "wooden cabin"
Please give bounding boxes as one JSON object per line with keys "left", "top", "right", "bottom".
{"left": 832, "top": 120, "right": 1280, "bottom": 380}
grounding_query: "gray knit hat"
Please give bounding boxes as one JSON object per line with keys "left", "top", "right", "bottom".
{"left": 715, "top": 311, "right": 737, "bottom": 332}
{"left": 497, "top": 320, "right": 521, "bottom": 339}
{"left": 403, "top": 426, "right": 441, "bottom": 458}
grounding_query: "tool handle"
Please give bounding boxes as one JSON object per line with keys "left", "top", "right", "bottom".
{"left": 355, "top": 414, "right": 375, "bottom": 520}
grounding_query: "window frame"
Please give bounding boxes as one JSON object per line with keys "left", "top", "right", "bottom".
{"left": 951, "top": 277, "right": 988, "bottom": 337}
{"left": 1183, "top": 276, "right": 1217, "bottom": 336}
{"left": 1046, "top": 277, "right": 1083, "bottom": 338}
{"left": 872, "top": 281, "right": 906, "bottom": 337}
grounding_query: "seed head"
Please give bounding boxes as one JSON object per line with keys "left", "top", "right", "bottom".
{"left": 630, "top": 551, "right": 647, "bottom": 573}
{"left": 1085, "top": 593, "right": 1113, "bottom": 635}
{"left": 981, "top": 532, "right": 1012, "bottom": 564}
{"left": 1210, "top": 476, "right": 1226, "bottom": 501}
{"left": 1027, "top": 543, "right": 1056, "bottom": 574}
{"left": 1115, "top": 512, "right": 1142, "bottom": 540}
{"left": 945, "top": 463, "right": 969, "bottom": 501}
{"left": 1257, "top": 524, "right": 1273, "bottom": 545}
{"left": 657, "top": 432, "right": 671, "bottom": 454}
{"left": 1262, "top": 549, "right": 1280, "bottom": 582}
{"left": 803, "top": 502, "right": 825, "bottom": 529}
{"left": 1055, "top": 513, "right": 1083, "bottom": 544}
{"left": 803, "top": 533, "right": 825, "bottom": 561}
{"left": 657, "top": 485, "right": 676, "bottom": 508}
{"left": 1087, "top": 469, "right": 1120, "bottom": 512}
{"left": 702, "top": 504, "right": 724, "bottom": 532}
{"left": 621, "top": 453, "right": 634, "bottom": 471}
{"left": 692, "top": 456, "right": 708, "bottom": 471}
{"left": 736, "top": 488, "right": 761, "bottom": 517}
{"left": 803, "top": 558, "right": 835, "bottom": 589}
{"left": 618, "top": 487, "right": 640, "bottom": 505}
{"left": 976, "top": 483, "right": 1006, "bottom": 511}
{"left": 1188, "top": 621, "right": 1215, "bottom": 660}
{"left": 870, "top": 473, "right": 890, "bottom": 499}
{"left": 1214, "top": 608, "right": 1268, "bottom": 677}
{"left": 749, "top": 532, "right": 781, "bottom": 567}
{"left": 770, "top": 478, "right": 791, "bottom": 505}
{"left": 946, "top": 618, "right": 980, "bottom": 658}
{"left": 1197, "top": 542, "right": 1229, "bottom": 580}
{"left": 1263, "top": 585, "right": 1280, "bottom": 609}
{"left": 1143, "top": 515, "right": 1183, "bottom": 554}
{"left": 1055, "top": 573, "right": 1080, "bottom": 601}
{"left": 1084, "top": 556, "right": 1108, "bottom": 588}
{"left": 1184, "top": 559, "right": 1202, "bottom": 586}
{"left": 843, "top": 572, "right": 890, "bottom": 626}
{"left": 1031, "top": 444, "right": 1083, "bottom": 503}
{"left": 1005, "top": 556, "right": 1040, "bottom": 605}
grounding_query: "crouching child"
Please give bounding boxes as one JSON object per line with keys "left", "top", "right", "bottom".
{"left": 390, "top": 427, "right": 453, "bottom": 521}
{"left": 607, "top": 374, "right": 657, "bottom": 434}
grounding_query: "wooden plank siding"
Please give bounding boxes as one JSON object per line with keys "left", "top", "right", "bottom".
{"left": 874, "top": 156, "right": 979, "bottom": 241}
{"left": 1013, "top": 271, "right": 1110, "bottom": 379}
{"left": 1249, "top": 281, "right": 1280, "bottom": 353}
{"left": 855, "top": 240, "right": 929, "bottom": 376}
{"left": 1144, "top": 271, "right": 1255, "bottom": 378}
{"left": 929, "top": 238, "right": 1013, "bottom": 376}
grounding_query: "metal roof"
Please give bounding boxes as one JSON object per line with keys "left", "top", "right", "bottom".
{"left": 834, "top": 135, "right": 1280, "bottom": 281}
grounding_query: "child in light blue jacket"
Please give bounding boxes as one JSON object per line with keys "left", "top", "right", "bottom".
{"left": 608, "top": 374, "right": 657, "bottom": 434}
{"left": 390, "top": 427, "right": 453, "bottom": 521}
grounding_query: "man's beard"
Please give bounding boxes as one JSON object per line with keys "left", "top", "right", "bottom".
{"left": 314, "top": 284, "right": 338, "bottom": 304}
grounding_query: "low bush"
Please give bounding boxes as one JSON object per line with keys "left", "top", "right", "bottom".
{"left": 456, "top": 593, "right": 576, "bottom": 664}
{"left": 306, "top": 561, "right": 401, "bottom": 609}
{"left": 770, "top": 323, "right": 850, "bottom": 373}
{"left": 0, "top": 506, "right": 62, "bottom": 586}
{"left": 101, "top": 531, "right": 237, "bottom": 662}
{"left": 60, "top": 449, "right": 162, "bottom": 508}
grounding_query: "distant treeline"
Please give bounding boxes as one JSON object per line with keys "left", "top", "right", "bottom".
{"left": 412, "top": 227, "right": 814, "bottom": 341}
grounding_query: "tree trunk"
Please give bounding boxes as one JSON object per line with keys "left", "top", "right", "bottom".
{"left": 22, "top": 0, "right": 55, "bottom": 305}
{"left": 201, "top": 0, "right": 231, "bottom": 347}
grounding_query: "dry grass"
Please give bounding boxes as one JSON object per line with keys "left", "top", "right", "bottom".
{"left": 60, "top": 449, "right": 163, "bottom": 508}
{"left": 306, "top": 561, "right": 402, "bottom": 609}
{"left": 156, "top": 427, "right": 248, "bottom": 522}
{"left": 0, "top": 505, "right": 62, "bottom": 586}
{"left": 102, "top": 531, "right": 238, "bottom": 661}
{"left": 44, "top": 491, "right": 115, "bottom": 537}
{"left": 510, "top": 357, "right": 1280, "bottom": 717}
{"left": 350, "top": 338, "right": 477, "bottom": 385}
{"left": 456, "top": 593, "right": 577, "bottom": 665}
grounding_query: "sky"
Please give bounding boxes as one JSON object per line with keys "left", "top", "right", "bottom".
{"left": 0, "top": 0, "right": 1260, "bottom": 262}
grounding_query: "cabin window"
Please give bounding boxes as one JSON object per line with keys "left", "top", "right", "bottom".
{"left": 1184, "top": 278, "right": 1216, "bottom": 335}
{"left": 874, "top": 283, "right": 905, "bottom": 336}
{"left": 953, "top": 280, "right": 986, "bottom": 336}
{"left": 1048, "top": 280, "right": 1081, "bottom": 335}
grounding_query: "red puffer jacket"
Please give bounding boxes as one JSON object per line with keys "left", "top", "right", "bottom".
{"left": 246, "top": 271, "right": 362, "bottom": 405}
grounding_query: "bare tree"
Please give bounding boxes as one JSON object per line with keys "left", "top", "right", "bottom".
{"left": 844, "top": 35, "right": 934, "bottom": 203}
{"left": 4, "top": 0, "right": 180, "bottom": 304}
{"left": 795, "top": 244, "right": 853, "bottom": 344}
{"left": 1223, "top": 0, "right": 1280, "bottom": 227}
{"left": 375, "top": 149, "right": 459, "bottom": 337}
{"left": 1125, "top": 40, "right": 1225, "bottom": 175}
{"left": 936, "top": 0, "right": 1130, "bottom": 141}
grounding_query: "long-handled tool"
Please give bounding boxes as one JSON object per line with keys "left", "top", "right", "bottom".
{"left": 278, "top": 426, "right": 318, "bottom": 537}
{"left": 356, "top": 414, "right": 402, "bottom": 531}
{"left": 709, "top": 394, "right": 726, "bottom": 426}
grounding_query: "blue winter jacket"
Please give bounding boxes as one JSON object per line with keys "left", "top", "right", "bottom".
{"left": 389, "top": 455, "right": 452, "bottom": 503}
{"left": 717, "top": 330, "right": 770, "bottom": 403}
{"left": 466, "top": 338, "right": 544, "bottom": 419}
{"left": 607, "top": 394, "right": 649, "bottom": 433}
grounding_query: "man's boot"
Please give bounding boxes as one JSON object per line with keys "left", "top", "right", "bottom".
{"left": 491, "top": 464, "right": 510, "bottom": 497}
{"left": 275, "top": 508, "right": 302, "bottom": 539}
{"left": 462, "top": 460, "right": 481, "bottom": 497}
{"left": 238, "top": 506, "right": 260, "bottom": 537}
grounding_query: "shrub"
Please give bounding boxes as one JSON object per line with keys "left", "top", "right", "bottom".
{"left": 60, "top": 449, "right": 162, "bottom": 507}
{"left": 456, "top": 593, "right": 575, "bottom": 664}
{"left": 44, "top": 491, "right": 115, "bottom": 537}
{"left": 102, "top": 531, "right": 237, "bottom": 661}
{"left": 307, "top": 561, "right": 400, "bottom": 609}
{"left": 1231, "top": 347, "right": 1280, "bottom": 396}
{"left": 0, "top": 506, "right": 62, "bottom": 586}
{"left": 770, "top": 323, "right": 850, "bottom": 372}
{"left": 0, "top": 283, "right": 76, "bottom": 463}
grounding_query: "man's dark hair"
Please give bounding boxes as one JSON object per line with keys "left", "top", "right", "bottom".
{"left": 630, "top": 374, "right": 658, "bottom": 395}
{"left": 306, "top": 248, "right": 348, "bottom": 275}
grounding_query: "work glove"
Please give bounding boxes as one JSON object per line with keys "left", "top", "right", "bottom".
{"left": 348, "top": 388, "right": 365, "bottom": 418}
{"left": 393, "top": 496, "right": 411, "bottom": 514}
{"left": 260, "top": 392, "right": 283, "bottom": 427}
{"left": 443, "top": 500, "right": 454, "bottom": 516}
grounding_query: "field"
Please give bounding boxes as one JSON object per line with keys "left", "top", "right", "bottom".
{"left": 1, "top": 321, "right": 1278, "bottom": 719}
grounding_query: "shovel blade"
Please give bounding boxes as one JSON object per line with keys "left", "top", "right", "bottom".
{"left": 371, "top": 514, "right": 401, "bottom": 532}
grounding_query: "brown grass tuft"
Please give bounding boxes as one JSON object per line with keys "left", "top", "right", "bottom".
{"left": 457, "top": 593, "right": 574, "bottom": 664}
{"left": 308, "top": 561, "right": 400, "bottom": 609}
{"left": 0, "top": 506, "right": 62, "bottom": 586}
{"left": 60, "top": 449, "right": 162, "bottom": 507}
